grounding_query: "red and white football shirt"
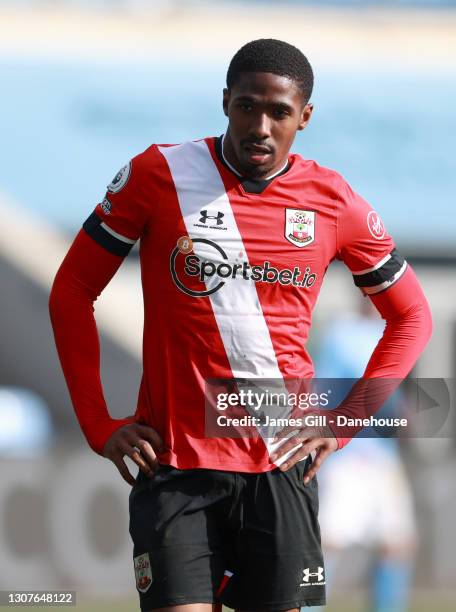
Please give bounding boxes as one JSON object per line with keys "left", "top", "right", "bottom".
{"left": 80, "top": 136, "right": 408, "bottom": 471}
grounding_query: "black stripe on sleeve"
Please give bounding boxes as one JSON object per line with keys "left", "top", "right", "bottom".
{"left": 82, "top": 212, "right": 135, "bottom": 257}
{"left": 353, "top": 248, "right": 405, "bottom": 288}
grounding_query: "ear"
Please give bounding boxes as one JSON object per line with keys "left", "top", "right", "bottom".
{"left": 223, "top": 88, "right": 230, "bottom": 117}
{"left": 297, "top": 103, "right": 313, "bottom": 131}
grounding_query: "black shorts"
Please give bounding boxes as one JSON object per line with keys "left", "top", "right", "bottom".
{"left": 129, "top": 458, "right": 325, "bottom": 611}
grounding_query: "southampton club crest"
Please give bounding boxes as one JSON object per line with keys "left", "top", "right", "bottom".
{"left": 285, "top": 209, "right": 315, "bottom": 248}
{"left": 134, "top": 552, "right": 152, "bottom": 593}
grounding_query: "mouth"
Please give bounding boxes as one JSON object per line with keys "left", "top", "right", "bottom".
{"left": 243, "top": 143, "right": 273, "bottom": 165}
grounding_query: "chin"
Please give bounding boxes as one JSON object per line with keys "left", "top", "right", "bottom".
{"left": 241, "top": 161, "right": 275, "bottom": 180}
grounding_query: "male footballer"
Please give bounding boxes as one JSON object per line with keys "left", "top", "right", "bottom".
{"left": 49, "top": 39, "right": 432, "bottom": 611}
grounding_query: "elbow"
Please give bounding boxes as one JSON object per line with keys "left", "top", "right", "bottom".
{"left": 48, "top": 274, "right": 61, "bottom": 322}
{"left": 405, "top": 294, "right": 433, "bottom": 352}
{"left": 49, "top": 266, "right": 95, "bottom": 330}
{"left": 48, "top": 267, "right": 75, "bottom": 324}
{"left": 422, "top": 295, "right": 433, "bottom": 346}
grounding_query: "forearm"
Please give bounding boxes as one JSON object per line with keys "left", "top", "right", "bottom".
{"left": 49, "top": 230, "right": 135, "bottom": 454}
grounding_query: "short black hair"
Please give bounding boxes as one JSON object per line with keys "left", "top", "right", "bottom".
{"left": 226, "top": 38, "right": 314, "bottom": 103}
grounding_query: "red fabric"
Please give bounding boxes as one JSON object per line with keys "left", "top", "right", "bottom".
{"left": 49, "top": 233, "right": 432, "bottom": 457}
{"left": 328, "top": 265, "right": 433, "bottom": 448}
{"left": 49, "top": 230, "right": 137, "bottom": 455}
{"left": 49, "top": 137, "right": 432, "bottom": 466}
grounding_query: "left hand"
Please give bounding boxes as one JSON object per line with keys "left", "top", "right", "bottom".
{"left": 270, "top": 423, "right": 339, "bottom": 484}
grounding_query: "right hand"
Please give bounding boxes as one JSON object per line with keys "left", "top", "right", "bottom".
{"left": 102, "top": 423, "right": 164, "bottom": 486}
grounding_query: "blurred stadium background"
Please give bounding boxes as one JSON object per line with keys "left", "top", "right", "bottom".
{"left": 0, "top": 1, "right": 455, "bottom": 610}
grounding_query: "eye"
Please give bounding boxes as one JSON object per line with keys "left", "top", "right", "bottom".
{"left": 239, "top": 102, "right": 253, "bottom": 112}
{"left": 274, "top": 108, "right": 290, "bottom": 119}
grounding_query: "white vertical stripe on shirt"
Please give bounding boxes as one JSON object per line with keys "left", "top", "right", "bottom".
{"left": 159, "top": 140, "right": 304, "bottom": 465}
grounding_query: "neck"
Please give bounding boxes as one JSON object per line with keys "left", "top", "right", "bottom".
{"left": 221, "top": 133, "right": 288, "bottom": 180}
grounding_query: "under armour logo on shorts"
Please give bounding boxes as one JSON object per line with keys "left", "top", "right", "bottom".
{"left": 300, "top": 566, "right": 325, "bottom": 586}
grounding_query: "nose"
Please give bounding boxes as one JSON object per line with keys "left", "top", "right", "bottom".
{"left": 250, "top": 112, "right": 271, "bottom": 140}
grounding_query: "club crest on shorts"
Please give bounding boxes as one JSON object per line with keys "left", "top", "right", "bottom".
{"left": 134, "top": 552, "right": 152, "bottom": 593}
{"left": 107, "top": 162, "right": 131, "bottom": 193}
{"left": 285, "top": 209, "right": 315, "bottom": 248}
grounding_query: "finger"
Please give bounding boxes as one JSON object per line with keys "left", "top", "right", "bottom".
{"left": 279, "top": 439, "right": 321, "bottom": 471}
{"left": 130, "top": 449, "right": 153, "bottom": 476}
{"left": 303, "top": 446, "right": 333, "bottom": 484}
{"left": 118, "top": 431, "right": 159, "bottom": 467}
{"left": 278, "top": 446, "right": 310, "bottom": 471}
{"left": 272, "top": 424, "right": 302, "bottom": 442}
{"left": 136, "top": 440, "right": 158, "bottom": 471}
{"left": 272, "top": 411, "right": 322, "bottom": 441}
{"left": 114, "top": 440, "right": 152, "bottom": 476}
{"left": 114, "top": 457, "right": 136, "bottom": 486}
{"left": 270, "top": 427, "right": 314, "bottom": 461}
{"left": 135, "top": 425, "right": 165, "bottom": 452}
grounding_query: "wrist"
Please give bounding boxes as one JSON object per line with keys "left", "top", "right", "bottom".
{"left": 86, "top": 415, "right": 138, "bottom": 456}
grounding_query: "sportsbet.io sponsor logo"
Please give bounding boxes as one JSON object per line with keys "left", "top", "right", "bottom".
{"left": 170, "top": 236, "right": 317, "bottom": 298}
